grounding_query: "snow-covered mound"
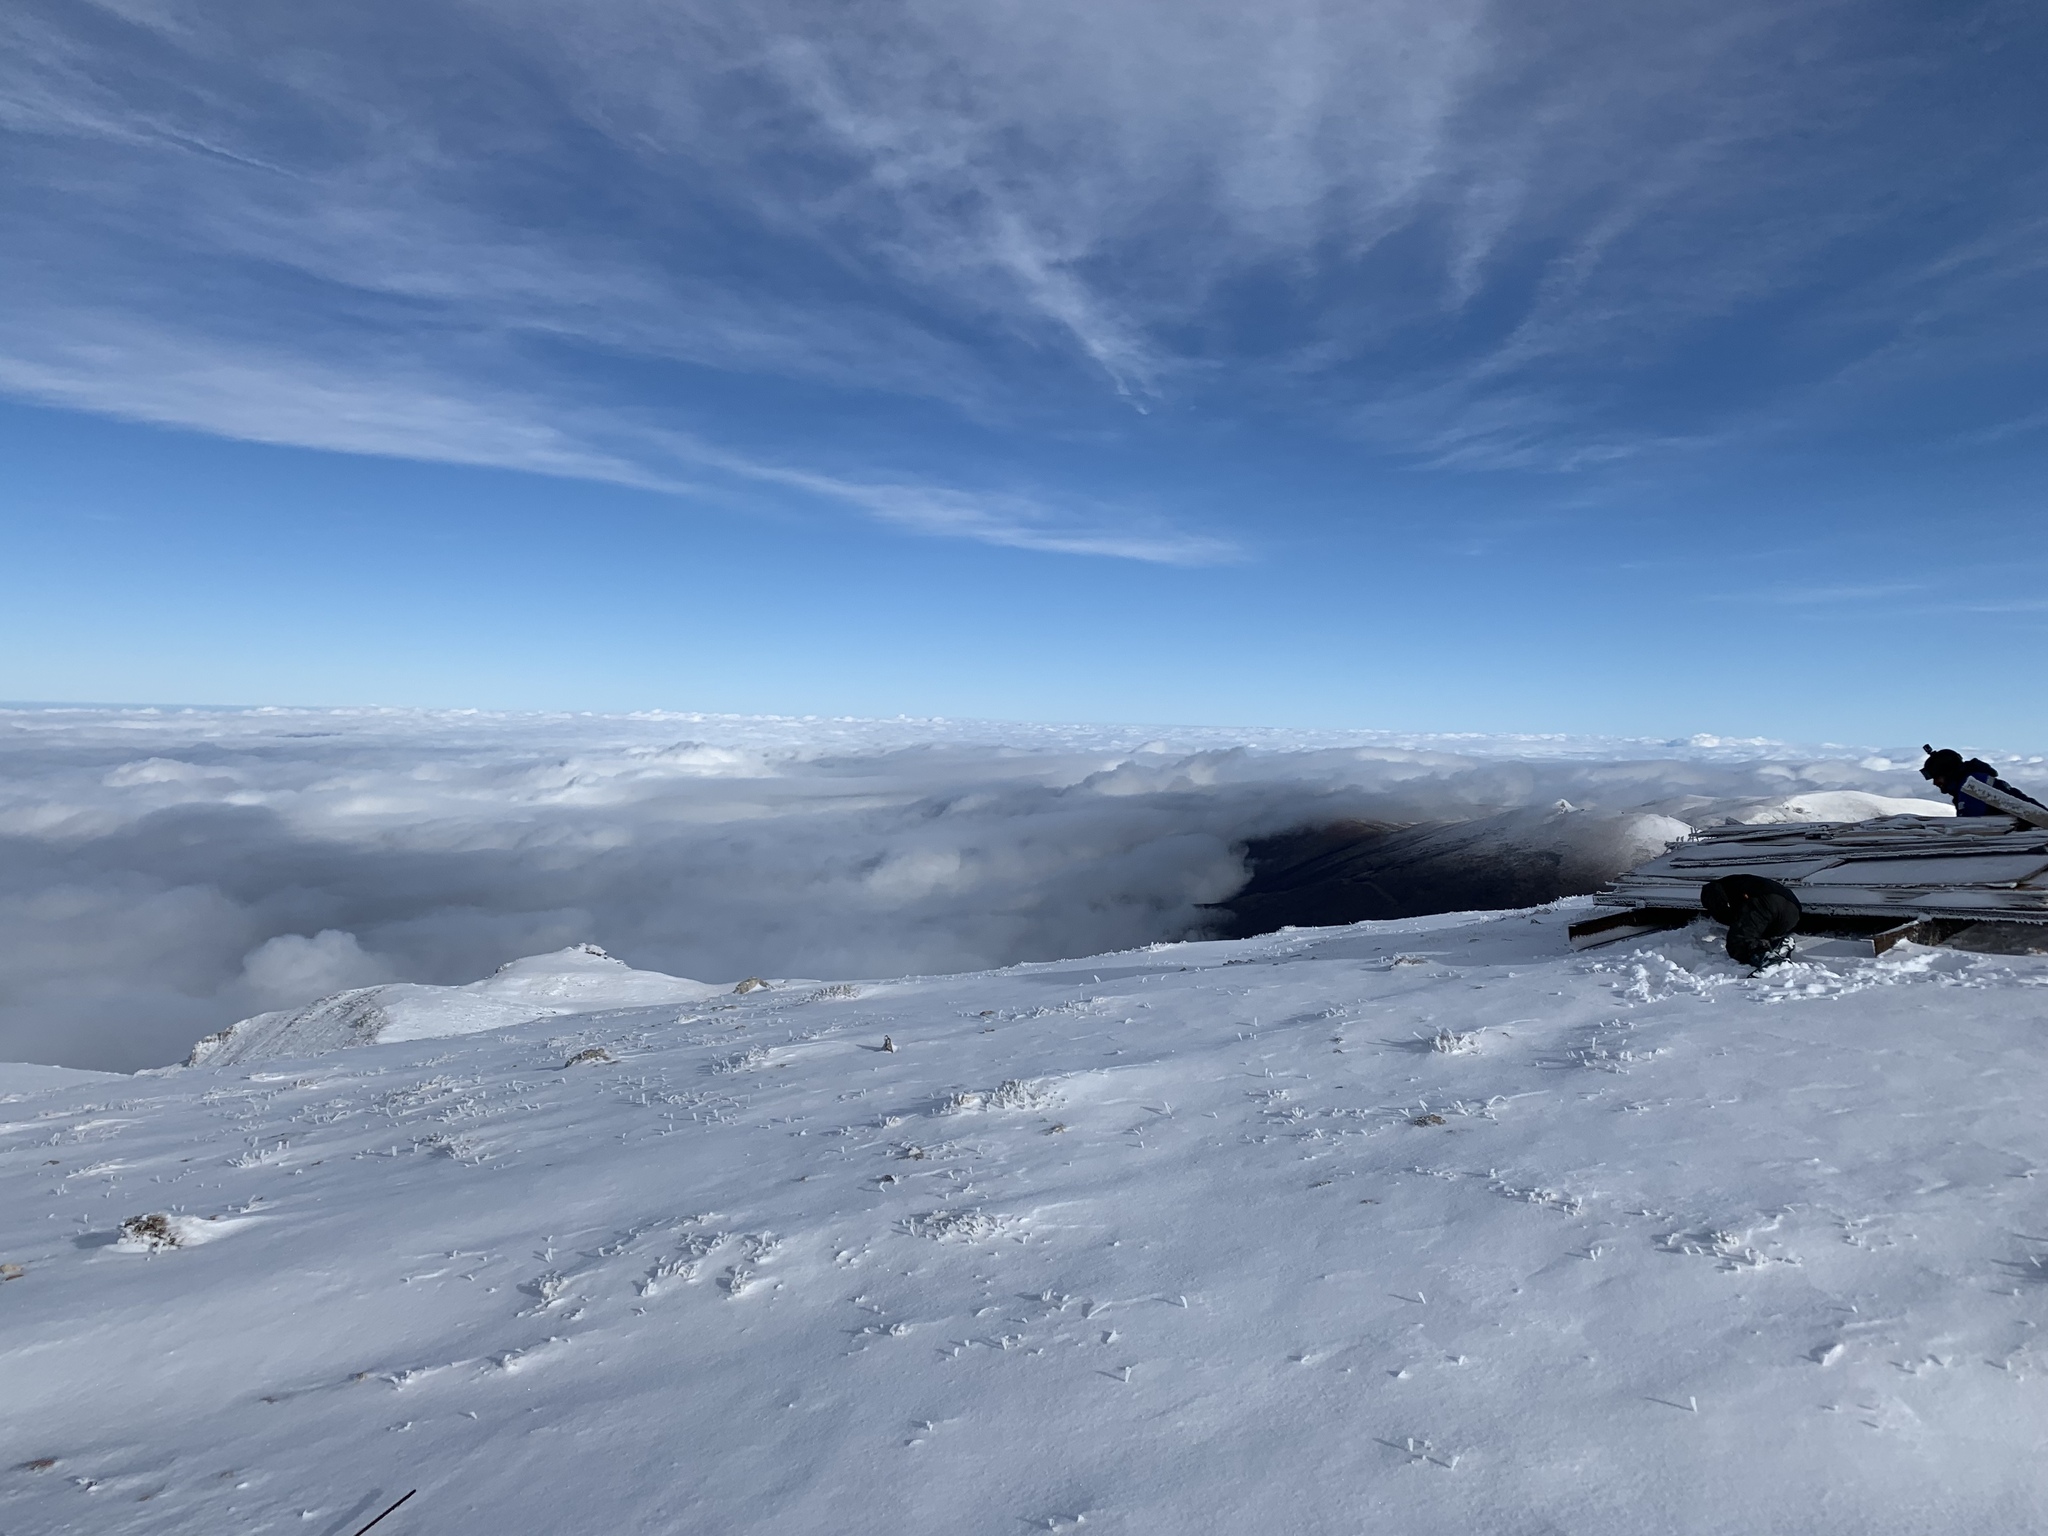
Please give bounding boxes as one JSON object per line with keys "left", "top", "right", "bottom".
{"left": 188, "top": 945, "right": 727, "bottom": 1066}
{"left": 1730, "top": 790, "right": 1954, "bottom": 824}
{"left": 9, "top": 908, "right": 2048, "bottom": 1531}
{"left": 0, "top": 1060, "right": 122, "bottom": 1097}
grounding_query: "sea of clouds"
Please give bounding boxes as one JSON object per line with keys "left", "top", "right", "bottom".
{"left": 0, "top": 708, "right": 1997, "bottom": 1071}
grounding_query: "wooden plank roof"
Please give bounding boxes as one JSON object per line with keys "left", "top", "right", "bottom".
{"left": 1595, "top": 814, "right": 2048, "bottom": 924}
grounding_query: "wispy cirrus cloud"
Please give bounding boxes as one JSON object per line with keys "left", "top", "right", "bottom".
{"left": 721, "top": 464, "right": 1239, "bottom": 566}
{"left": 0, "top": 312, "right": 1239, "bottom": 565}
{"left": 5, "top": 0, "right": 2048, "bottom": 525}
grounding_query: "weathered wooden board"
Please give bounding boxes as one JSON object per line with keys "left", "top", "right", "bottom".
{"left": 1801, "top": 854, "right": 2048, "bottom": 886}
{"left": 1565, "top": 907, "right": 1694, "bottom": 949}
{"left": 1566, "top": 904, "right": 1969, "bottom": 956}
{"left": 1592, "top": 813, "right": 2048, "bottom": 930}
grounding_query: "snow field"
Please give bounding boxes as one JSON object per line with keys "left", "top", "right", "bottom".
{"left": 6, "top": 904, "right": 2048, "bottom": 1532}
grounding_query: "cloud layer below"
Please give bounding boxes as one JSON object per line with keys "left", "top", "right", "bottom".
{"left": 0, "top": 707, "right": 1985, "bottom": 1070}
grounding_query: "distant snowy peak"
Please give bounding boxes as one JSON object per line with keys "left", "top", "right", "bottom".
{"left": 188, "top": 945, "right": 728, "bottom": 1067}
{"left": 1731, "top": 790, "right": 1952, "bottom": 825}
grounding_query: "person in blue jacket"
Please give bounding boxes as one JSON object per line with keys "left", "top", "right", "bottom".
{"left": 1919, "top": 745, "right": 2046, "bottom": 816}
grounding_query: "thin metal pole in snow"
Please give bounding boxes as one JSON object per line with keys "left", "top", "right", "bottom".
{"left": 348, "top": 1490, "right": 417, "bottom": 1536}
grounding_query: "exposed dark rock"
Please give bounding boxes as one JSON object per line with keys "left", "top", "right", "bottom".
{"left": 1213, "top": 807, "right": 1680, "bottom": 939}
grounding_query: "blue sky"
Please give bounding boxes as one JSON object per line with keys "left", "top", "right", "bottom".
{"left": 6, "top": 0, "right": 2048, "bottom": 743}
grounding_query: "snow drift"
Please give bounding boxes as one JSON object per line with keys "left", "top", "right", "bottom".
{"left": 8, "top": 905, "right": 2048, "bottom": 1533}
{"left": 188, "top": 945, "right": 726, "bottom": 1067}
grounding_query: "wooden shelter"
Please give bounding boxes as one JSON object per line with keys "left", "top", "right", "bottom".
{"left": 1569, "top": 814, "right": 2048, "bottom": 953}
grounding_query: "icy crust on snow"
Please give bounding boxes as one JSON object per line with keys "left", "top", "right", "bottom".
{"left": 188, "top": 945, "right": 726, "bottom": 1067}
{"left": 10, "top": 911, "right": 2048, "bottom": 1532}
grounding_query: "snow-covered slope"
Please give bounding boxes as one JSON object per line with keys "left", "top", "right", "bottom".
{"left": 188, "top": 945, "right": 729, "bottom": 1066}
{"left": 8, "top": 909, "right": 2048, "bottom": 1533}
{"left": 1730, "top": 790, "right": 1954, "bottom": 824}
{"left": 0, "top": 1061, "right": 123, "bottom": 1096}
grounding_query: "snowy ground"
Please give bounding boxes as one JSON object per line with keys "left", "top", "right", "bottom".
{"left": 8, "top": 905, "right": 2048, "bottom": 1534}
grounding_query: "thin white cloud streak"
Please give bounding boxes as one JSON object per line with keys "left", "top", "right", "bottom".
{"left": 0, "top": 317, "right": 1238, "bottom": 564}
{"left": 0, "top": 329, "right": 677, "bottom": 490}
{"left": 0, "top": 707, "right": 1958, "bottom": 1071}
{"left": 696, "top": 454, "right": 1241, "bottom": 565}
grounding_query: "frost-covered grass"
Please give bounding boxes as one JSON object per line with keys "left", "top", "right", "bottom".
{"left": 6, "top": 903, "right": 2048, "bottom": 1532}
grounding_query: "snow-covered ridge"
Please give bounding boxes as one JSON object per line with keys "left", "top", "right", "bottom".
{"left": 188, "top": 945, "right": 727, "bottom": 1067}
{"left": 1727, "top": 789, "right": 1952, "bottom": 824}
